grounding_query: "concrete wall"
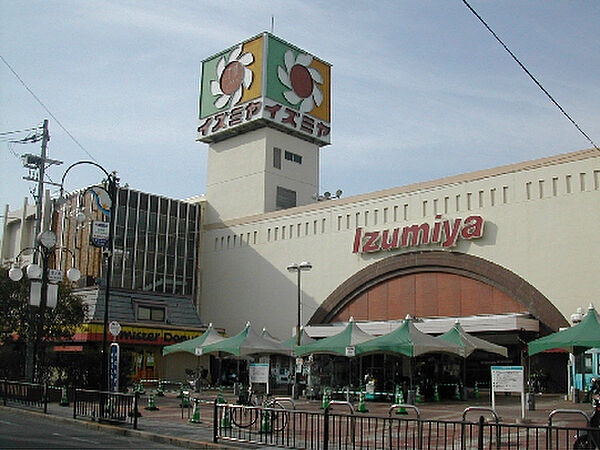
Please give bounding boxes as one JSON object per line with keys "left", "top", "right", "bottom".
{"left": 205, "top": 127, "right": 319, "bottom": 223}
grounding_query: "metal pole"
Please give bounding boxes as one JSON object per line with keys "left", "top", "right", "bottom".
{"left": 26, "top": 120, "right": 49, "bottom": 382}
{"left": 296, "top": 269, "right": 301, "bottom": 347}
{"left": 34, "top": 247, "right": 50, "bottom": 383}
{"left": 101, "top": 175, "right": 117, "bottom": 390}
{"left": 294, "top": 268, "right": 301, "bottom": 399}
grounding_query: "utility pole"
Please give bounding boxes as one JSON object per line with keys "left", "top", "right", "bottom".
{"left": 20, "top": 119, "right": 62, "bottom": 381}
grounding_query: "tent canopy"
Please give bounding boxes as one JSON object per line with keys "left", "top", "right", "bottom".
{"left": 282, "top": 328, "right": 315, "bottom": 349}
{"left": 200, "top": 322, "right": 292, "bottom": 357}
{"left": 529, "top": 306, "right": 600, "bottom": 356}
{"left": 261, "top": 328, "right": 282, "bottom": 344}
{"left": 296, "top": 318, "right": 373, "bottom": 356}
{"left": 439, "top": 322, "right": 508, "bottom": 358}
{"left": 162, "top": 323, "right": 224, "bottom": 356}
{"left": 354, "top": 319, "right": 463, "bottom": 357}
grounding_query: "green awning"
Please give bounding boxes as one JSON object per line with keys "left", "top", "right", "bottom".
{"left": 529, "top": 306, "right": 600, "bottom": 356}
{"left": 439, "top": 322, "right": 508, "bottom": 358}
{"left": 296, "top": 318, "right": 373, "bottom": 357}
{"left": 282, "top": 328, "right": 315, "bottom": 349}
{"left": 162, "top": 323, "right": 224, "bottom": 356}
{"left": 200, "top": 322, "right": 292, "bottom": 357}
{"left": 354, "top": 319, "right": 462, "bottom": 358}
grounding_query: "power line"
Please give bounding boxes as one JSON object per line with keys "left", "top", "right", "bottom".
{"left": 461, "top": 0, "right": 600, "bottom": 152}
{"left": 0, "top": 126, "right": 41, "bottom": 136}
{"left": 0, "top": 54, "right": 100, "bottom": 162}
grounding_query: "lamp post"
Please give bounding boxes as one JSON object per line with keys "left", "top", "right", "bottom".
{"left": 59, "top": 161, "right": 117, "bottom": 390}
{"left": 8, "top": 235, "right": 81, "bottom": 382}
{"left": 287, "top": 261, "right": 312, "bottom": 399}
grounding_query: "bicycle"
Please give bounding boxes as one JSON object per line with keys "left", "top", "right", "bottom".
{"left": 229, "top": 385, "right": 289, "bottom": 431}
{"left": 185, "top": 368, "right": 209, "bottom": 393}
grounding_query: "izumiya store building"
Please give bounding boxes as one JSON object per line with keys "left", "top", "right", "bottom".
{"left": 195, "top": 33, "right": 600, "bottom": 389}
{"left": 3, "top": 33, "right": 599, "bottom": 389}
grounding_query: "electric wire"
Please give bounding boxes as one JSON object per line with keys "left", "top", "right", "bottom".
{"left": 461, "top": 0, "right": 600, "bottom": 152}
{"left": 0, "top": 126, "right": 41, "bottom": 136}
{"left": 0, "top": 54, "right": 100, "bottom": 162}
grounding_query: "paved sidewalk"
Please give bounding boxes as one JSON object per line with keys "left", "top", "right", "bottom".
{"left": 1, "top": 389, "right": 594, "bottom": 448}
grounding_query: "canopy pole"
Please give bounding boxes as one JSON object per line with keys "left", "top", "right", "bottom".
{"left": 359, "top": 356, "right": 363, "bottom": 387}
{"left": 348, "top": 358, "right": 351, "bottom": 387}
{"left": 463, "top": 357, "right": 467, "bottom": 391}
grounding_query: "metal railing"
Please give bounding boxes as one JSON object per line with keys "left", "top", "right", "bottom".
{"left": 213, "top": 402, "right": 594, "bottom": 449}
{"left": 1, "top": 380, "right": 48, "bottom": 412}
{"left": 73, "top": 389, "right": 139, "bottom": 429}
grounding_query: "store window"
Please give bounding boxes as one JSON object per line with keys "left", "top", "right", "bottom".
{"left": 137, "top": 304, "right": 166, "bottom": 322}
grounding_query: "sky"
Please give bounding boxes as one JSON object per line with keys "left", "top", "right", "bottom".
{"left": 2, "top": 1, "right": 599, "bottom": 219}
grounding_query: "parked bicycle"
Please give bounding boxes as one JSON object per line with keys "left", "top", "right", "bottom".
{"left": 574, "top": 377, "right": 600, "bottom": 449}
{"left": 230, "top": 384, "right": 289, "bottom": 431}
{"left": 185, "top": 368, "right": 209, "bottom": 393}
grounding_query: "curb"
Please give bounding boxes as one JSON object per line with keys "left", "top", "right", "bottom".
{"left": 0, "top": 405, "right": 227, "bottom": 449}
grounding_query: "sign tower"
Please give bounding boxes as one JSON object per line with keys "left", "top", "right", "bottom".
{"left": 197, "top": 33, "right": 331, "bottom": 223}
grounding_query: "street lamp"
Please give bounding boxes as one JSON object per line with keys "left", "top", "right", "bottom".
{"left": 287, "top": 261, "right": 312, "bottom": 399}
{"left": 8, "top": 234, "right": 81, "bottom": 382}
{"left": 59, "top": 161, "right": 118, "bottom": 390}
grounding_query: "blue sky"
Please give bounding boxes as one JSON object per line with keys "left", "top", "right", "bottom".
{"left": 2, "top": 1, "right": 599, "bottom": 216}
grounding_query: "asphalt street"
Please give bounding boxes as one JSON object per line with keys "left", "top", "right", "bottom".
{"left": 0, "top": 408, "right": 178, "bottom": 449}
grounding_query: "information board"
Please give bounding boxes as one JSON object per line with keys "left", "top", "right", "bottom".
{"left": 249, "top": 363, "right": 269, "bottom": 384}
{"left": 491, "top": 366, "right": 525, "bottom": 419}
{"left": 491, "top": 366, "right": 524, "bottom": 393}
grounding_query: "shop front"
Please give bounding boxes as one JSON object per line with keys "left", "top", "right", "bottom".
{"left": 71, "top": 322, "right": 209, "bottom": 384}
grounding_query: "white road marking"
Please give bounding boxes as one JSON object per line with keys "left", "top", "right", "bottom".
{"left": 71, "top": 436, "right": 101, "bottom": 445}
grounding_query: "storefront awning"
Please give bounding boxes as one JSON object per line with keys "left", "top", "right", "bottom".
{"left": 304, "top": 313, "right": 539, "bottom": 338}
{"left": 529, "top": 306, "right": 600, "bottom": 356}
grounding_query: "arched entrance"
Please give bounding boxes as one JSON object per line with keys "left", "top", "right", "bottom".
{"left": 309, "top": 251, "right": 567, "bottom": 332}
{"left": 306, "top": 251, "right": 569, "bottom": 393}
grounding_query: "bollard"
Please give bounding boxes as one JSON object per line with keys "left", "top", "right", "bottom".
{"left": 433, "top": 384, "right": 440, "bottom": 402}
{"left": 105, "top": 398, "right": 115, "bottom": 416}
{"left": 357, "top": 389, "right": 368, "bottom": 413}
{"left": 181, "top": 392, "right": 191, "bottom": 408}
{"left": 395, "top": 386, "right": 407, "bottom": 414}
{"left": 59, "top": 387, "right": 69, "bottom": 407}
{"left": 145, "top": 392, "right": 159, "bottom": 411}
{"left": 415, "top": 385, "right": 422, "bottom": 403}
{"left": 221, "top": 407, "right": 232, "bottom": 428}
{"left": 156, "top": 380, "right": 165, "bottom": 397}
{"left": 454, "top": 383, "right": 461, "bottom": 401}
{"left": 261, "top": 410, "right": 272, "bottom": 433}
{"left": 217, "top": 386, "right": 225, "bottom": 404}
{"left": 321, "top": 387, "right": 331, "bottom": 409}
{"left": 189, "top": 399, "right": 201, "bottom": 423}
{"left": 474, "top": 381, "right": 480, "bottom": 399}
{"left": 177, "top": 383, "right": 184, "bottom": 398}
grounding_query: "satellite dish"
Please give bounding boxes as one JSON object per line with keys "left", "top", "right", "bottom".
{"left": 335, "top": 189, "right": 343, "bottom": 198}
{"left": 324, "top": 192, "right": 331, "bottom": 199}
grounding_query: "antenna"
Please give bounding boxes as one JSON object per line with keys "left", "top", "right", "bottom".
{"left": 271, "top": 16, "right": 274, "bottom": 33}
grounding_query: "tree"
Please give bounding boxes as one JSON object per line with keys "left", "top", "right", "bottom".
{"left": 0, "top": 266, "right": 87, "bottom": 380}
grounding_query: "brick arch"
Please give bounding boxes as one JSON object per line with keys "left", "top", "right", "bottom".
{"left": 308, "top": 251, "right": 568, "bottom": 332}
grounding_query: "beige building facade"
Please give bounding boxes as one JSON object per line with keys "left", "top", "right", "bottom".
{"left": 200, "top": 147, "right": 600, "bottom": 341}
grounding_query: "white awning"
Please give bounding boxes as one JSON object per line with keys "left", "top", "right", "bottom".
{"left": 304, "top": 313, "right": 539, "bottom": 338}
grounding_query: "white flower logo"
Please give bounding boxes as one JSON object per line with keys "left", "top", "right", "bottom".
{"left": 211, "top": 44, "right": 254, "bottom": 109}
{"left": 278, "top": 50, "right": 323, "bottom": 113}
